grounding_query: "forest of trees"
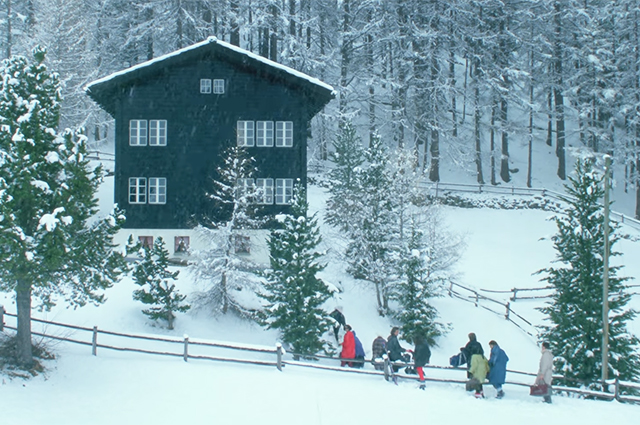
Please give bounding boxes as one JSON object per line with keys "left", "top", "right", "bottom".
{"left": 3, "top": 0, "right": 640, "bottom": 217}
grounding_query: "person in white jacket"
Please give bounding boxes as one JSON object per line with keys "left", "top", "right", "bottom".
{"left": 537, "top": 341, "right": 554, "bottom": 404}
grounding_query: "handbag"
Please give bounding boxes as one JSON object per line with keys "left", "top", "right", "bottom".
{"left": 529, "top": 382, "right": 549, "bottom": 396}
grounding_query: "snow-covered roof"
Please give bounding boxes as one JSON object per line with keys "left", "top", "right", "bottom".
{"left": 85, "top": 37, "right": 335, "bottom": 116}
{"left": 86, "top": 36, "right": 334, "bottom": 93}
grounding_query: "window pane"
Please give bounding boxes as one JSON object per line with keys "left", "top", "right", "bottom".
{"left": 129, "top": 177, "right": 146, "bottom": 204}
{"left": 276, "top": 121, "right": 293, "bottom": 147}
{"left": 213, "top": 79, "right": 225, "bottom": 94}
{"left": 149, "top": 120, "right": 167, "bottom": 146}
{"left": 200, "top": 79, "right": 212, "bottom": 94}
{"left": 256, "top": 178, "right": 274, "bottom": 204}
{"left": 149, "top": 177, "right": 167, "bottom": 204}
{"left": 256, "top": 121, "right": 274, "bottom": 147}
{"left": 130, "top": 120, "right": 148, "bottom": 146}
{"left": 237, "top": 121, "right": 255, "bottom": 147}
{"left": 275, "top": 178, "right": 293, "bottom": 204}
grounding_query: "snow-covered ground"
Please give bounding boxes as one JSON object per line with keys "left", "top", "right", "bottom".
{"left": 2, "top": 174, "right": 640, "bottom": 424}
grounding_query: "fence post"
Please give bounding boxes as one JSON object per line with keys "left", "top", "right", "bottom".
{"left": 505, "top": 302, "right": 510, "bottom": 320}
{"left": 0, "top": 305, "right": 4, "bottom": 331}
{"left": 448, "top": 282, "right": 453, "bottom": 297}
{"left": 383, "top": 354, "right": 390, "bottom": 381}
{"left": 614, "top": 377, "right": 620, "bottom": 402}
{"left": 92, "top": 326, "right": 98, "bottom": 356}
{"left": 183, "top": 334, "right": 189, "bottom": 362}
{"left": 474, "top": 292, "right": 479, "bottom": 307}
{"left": 511, "top": 288, "right": 518, "bottom": 302}
{"left": 276, "top": 343, "right": 283, "bottom": 371}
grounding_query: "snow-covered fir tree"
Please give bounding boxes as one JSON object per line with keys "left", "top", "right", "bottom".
{"left": 189, "top": 146, "right": 262, "bottom": 317}
{"left": 392, "top": 214, "right": 449, "bottom": 347}
{"left": 325, "top": 120, "right": 365, "bottom": 233}
{"left": 0, "top": 47, "right": 127, "bottom": 367}
{"left": 537, "top": 156, "right": 640, "bottom": 390}
{"left": 345, "top": 132, "right": 397, "bottom": 314}
{"left": 131, "top": 237, "right": 190, "bottom": 330}
{"left": 259, "top": 184, "right": 334, "bottom": 357}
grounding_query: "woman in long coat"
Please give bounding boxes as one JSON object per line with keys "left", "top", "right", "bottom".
{"left": 488, "top": 340, "right": 509, "bottom": 398}
{"left": 340, "top": 324, "right": 355, "bottom": 367}
{"left": 537, "top": 342, "right": 554, "bottom": 404}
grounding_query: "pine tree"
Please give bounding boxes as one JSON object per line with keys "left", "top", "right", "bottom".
{"left": 132, "top": 237, "right": 190, "bottom": 330}
{"left": 188, "top": 146, "right": 262, "bottom": 317}
{"left": 345, "top": 132, "right": 396, "bottom": 314}
{"left": 259, "top": 184, "right": 333, "bottom": 357}
{"left": 538, "top": 156, "right": 640, "bottom": 390}
{"left": 0, "top": 47, "right": 127, "bottom": 368}
{"left": 325, "top": 120, "right": 365, "bottom": 233}
{"left": 392, "top": 215, "right": 448, "bottom": 347}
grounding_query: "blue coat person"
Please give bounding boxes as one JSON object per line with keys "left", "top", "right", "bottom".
{"left": 488, "top": 341, "right": 509, "bottom": 386}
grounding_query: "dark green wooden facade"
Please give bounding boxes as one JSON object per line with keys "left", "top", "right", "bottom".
{"left": 87, "top": 37, "right": 334, "bottom": 229}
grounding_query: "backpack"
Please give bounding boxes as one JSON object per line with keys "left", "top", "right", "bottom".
{"left": 450, "top": 351, "right": 468, "bottom": 367}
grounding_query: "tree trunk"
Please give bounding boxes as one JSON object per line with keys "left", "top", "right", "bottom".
{"left": 230, "top": 1, "right": 240, "bottom": 47}
{"left": 221, "top": 270, "right": 228, "bottom": 314}
{"left": 16, "top": 281, "right": 33, "bottom": 368}
{"left": 490, "top": 103, "right": 497, "bottom": 185}
{"left": 499, "top": 98, "right": 510, "bottom": 183}
{"left": 554, "top": 1, "right": 566, "bottom": 180}
{"left": 546, "top": 89, "right": 553, "bottom": 146}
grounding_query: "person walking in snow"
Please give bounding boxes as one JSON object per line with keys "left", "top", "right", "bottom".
{"left": 414, "top": 334, "right": 431, "bottom": 390}
{"left": 387, "top": 327, "right": 408, "bottom": 372}
{"left": 340, "top": 324, "right": 356, "bottom": 367}
{"left": 468, "top": 352, "right": 490, "bottom": 398}
{"left": 371, "top": 336, "right": 387, "bottom": 371}
{"left": 352, "top": 330, "right": 366, "bottom": 369}
{"left": 488, "top": 340, "right": 509, "bottom": 399}
{"left": 461, "top": 332, "right": 484, "bottom": 378}
{"left": 330, "top": 307, "right": 346, "bottom": 343}
{"left": 537, "top": 341, "right": 554, "bottom": 404}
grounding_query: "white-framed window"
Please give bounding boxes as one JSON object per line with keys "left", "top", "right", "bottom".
{"left": 200, "top": 79, "right": 212, "bottom": 94}
{"left": 234, "top": 235, "right": 251, "bottom": 254}
{"left": 139, "top": 236, "right": 154, "bottom": 249}
{"left": 275, "top": 178, "right": 293, "bottom": 205}
{"left": 175, "top": 236, "right": 190, "bottom": 253}
{"left": 256, "top": 121, "right": 274, "bottom": 147}
{"left": 129, "top": 120, "right": 148, "bottom": 146}
{"left": 148, "top": 177, "right": 167, "bottom": 204}
{"left": 237, "top": 121, "right": 255, "bottom": 147}
{"left": 236, "top": 178, "right": 255, "bottom": 199}
{"left": 256, "top": 178, "right": 274, "bottom": 204}
{"left": 276, "top": 121, "right": 293, "bottom": 147}
{"left": 129, "top": 177, "right": 147, "bottom": 204}
{"left": 213, "top": 79, "right": 225, "bottom": 94}
{"left": 149, "top": 120, "right": 167, "bottom": 146}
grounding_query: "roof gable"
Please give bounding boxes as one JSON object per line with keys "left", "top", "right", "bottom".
{"left": 86, "top": 37, "right": 335, "bottom": 116}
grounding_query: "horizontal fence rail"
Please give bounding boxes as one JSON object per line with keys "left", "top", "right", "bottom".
{"left": 1, "top": 307, "right": 637, "bottom": 404}
{"left": 420, "top": 181, "right": 640, "bottom": 232}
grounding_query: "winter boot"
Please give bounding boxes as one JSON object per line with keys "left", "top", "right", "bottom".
{"left": 474, "top": 392, "right": 484, "bottom": 399}
{"left": 496, "top": 390, "right": 505, "bottom": 399}
{"left": 419, "top": 382, "right": 426, "bottom": 390}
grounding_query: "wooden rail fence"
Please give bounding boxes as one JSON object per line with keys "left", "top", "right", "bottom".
{"left": 1, "top": 306, "right": 638, "bottom": 404}
{"left": 420, "top": 181, "right": 640, "bottom": 232}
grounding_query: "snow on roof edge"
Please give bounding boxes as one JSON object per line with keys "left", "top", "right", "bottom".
{"left": 84, "top": 36, "right": 335, "bottom": 95}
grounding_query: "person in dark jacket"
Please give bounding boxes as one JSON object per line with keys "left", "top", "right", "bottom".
{"left": 414, "top": 335, "right": 431, "bottom": 389}
{"left": 461, "top": 332, "right": 484, "bottom": 378}
{"left": 371, "top": 336, "right": 387, "bottom": 371}
{"left": 387, "top": 327, "right": 407, "bottom": 372}
{"left": 352, "top": 330, "right": 366, "bottom": 369}
{"left": 488, "top": 340, "right": 509, "bottom": 399}
{"left": 329, "top": 307, "right": 346, "bottom": 343}
{"left": 340, "top": 324, "right": 355, "bottom": 367}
